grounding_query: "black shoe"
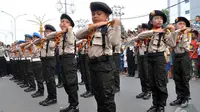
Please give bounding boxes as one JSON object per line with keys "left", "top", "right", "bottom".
{"left": 24, "top": 87, "right": 36, "bottom": 92}
{"left": 143, "top": 92, "right": 151, "bottom": 100}
{"left": 17, "top": 81, "right": 24, "bottom": 85}
{"left": 80, "top": 91, "right": 88, "bottom": 97}
{"left": 10, "top": 77, "right": 15, "bottom": 80}
{"left": 127, "top": 75, "right": 134, "bottom": 77}
{"left": 115, "top": 88, "right": 120, "bottom": 93}
{"left": 20, "top": 84, "right": 29, "bottom": 88}
{"left": 181, "top": 99, "right": 189, "bottom": 108}
{"left": 78, "top": 81, "right": 84, "bottom": 85}
{"left": 136, "top": 92, "right": 145, "bottom": 98}
{"left": 146, "top": 105, "right": 157, "bottom": 112}
{"left": 156, "top": 106, "right": 165, "bottom": 112}
{"left": 57, "top": 83, "right": 63, "bottom": 88}
{"left": 83, "top": 92, "right": 93, "bottom": 98}
{"left": 39, "top": 98, "right": 50, "bottom": 105}
{"left": 14, "top": 80, "right": 20, "bottom": 83}
{"left": 40, "top": 98, "right": 57, "bottom": 106}
{"left": 31, "top": 91, "right": 44, "bottom": 98}
{"left": 60, "top": 105, "right": 79, "bottom": 112}
{"left": 170, "top": 98, "right": 182, "bottom": 106}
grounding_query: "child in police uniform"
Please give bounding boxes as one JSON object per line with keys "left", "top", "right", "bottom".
{"left": 136, "top": 10, "right": 176, "bottom": 112}
{"left": 76, "top": 2, "right": 121, "bottom": 112}
{"left": 169, "top": 17, "right": 191, "bottom": 108}
{"left": 45, "top": 14, "right": 79, "bottom": 112}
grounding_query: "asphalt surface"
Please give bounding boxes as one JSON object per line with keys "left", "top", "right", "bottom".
{"left": 0, "top": 74, "right": 200, "bottom": 112}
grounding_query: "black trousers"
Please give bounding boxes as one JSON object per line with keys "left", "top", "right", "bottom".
{"left": 26, "top": 60, "right": 36, "bottom": 88}
{"left": 20, "top": 60, "right": 28, "bottom": 83}
{"left": 89, "top": 56, "right": 116, "bottom": 112}
{"left": 32, "top": 61, "right": 44, "bottom": 93}
{"left": 80, "top": 54, "right": 92, "bottom": 92}
{"left": 56, "top": 56, "right": 63, "bottom": 84}
{"left": 126, "top": 48, "right": 136, "bottom": 76}
{"left": 113, "top": 53, "right": 120, "bottom": 90}
{"left": 173, "top": 52, "right": 191, "bottom": 100}
{"left": 0, "top": 57, "right": 6, "bottom": 77}
{"left": 79, "top": 54, "right": 86, "bottom": 83}
{"left": 6, "top": 61, "right": 12, "bottom": 75}
{"left": 61, "top": 54, "right": 79, "bottom": 106}
{"left": 12, "top": 60, "right": 20, "bottom": 80}
{"left": 41, "top": 57, "right": 57, "bottom": 99}
{"left": 138, "top": 55, "right": 151, "bottom": 93}
{"left": 147, "top": 53, "right": 168, "bottom": 107}
{"left": 10, "top": 60, "right": 16, "bottom": 78}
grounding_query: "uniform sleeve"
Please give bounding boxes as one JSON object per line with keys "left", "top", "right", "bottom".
{"left": 138, "top": 30, "right": 154, "bottom": 40}
{"left": 46, "top": 32, "right": 57, "bottom": 40}
{"left": 76, "top": 27, "right": 90, "bottom": 39}
{"left": 25, "top": 44, "right": 31, "bottom": 49}
{"left": 127, "top": 36, "right": 139, "bottom": 45}
{"left": 163, "top": 32, "right": 177, "bottom": 47}
{"left": 107, "top": 26, "right": 121, "bottom": 46}
{"left": 66, "top": 27, "right": 75, "bottom": 45}
{"left": 33, "top": 38, "right": 42, "bottom": 45}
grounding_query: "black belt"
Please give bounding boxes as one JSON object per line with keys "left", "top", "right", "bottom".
{"left": 60, "top": 54, "right": 75, "bottom": 58}
{"left": 139, "top": 55, "right": 146, "bottom": 57}
{"left": 40, "top": 56, "right": 55, "bottom": 61}
{"left": 89, "top": 55, "right": 113, "bottom": 64}
{"left": 113, "top": 53, "right": 120, "bottom": 56}
{"left": 147, "top": 52, "right": 164, "bottom": 57}
{"left": 175, "top": 52, "right": 188, "bottom": 57}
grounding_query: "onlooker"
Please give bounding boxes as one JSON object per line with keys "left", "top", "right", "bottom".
{"left": 190, "top": 30, "right": 199, "bottom": 80}
{"left": 126, "top": 30, "right": 136, "bottom": 77}
{"left": 192, "top": 15, "right": 200, "bottom": 31}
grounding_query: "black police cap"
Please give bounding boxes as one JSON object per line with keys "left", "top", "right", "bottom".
{"left": 60, "top": 13, "right": 75, "bottom": 27}
{"left": 90, "top": 2, "right": 112, "bottom": 15}
{"left": 44, "top": 24, "right": 56, "bottom": 31}
{"left": 175, "top": 17, "right": 190, "bottom": 27}
{"left": 149, "top": 10, "right": 167, "bottom": 24}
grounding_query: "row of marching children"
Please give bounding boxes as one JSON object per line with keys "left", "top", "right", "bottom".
{"left": 2, "top": 1, "right": 199, "bottom": 112}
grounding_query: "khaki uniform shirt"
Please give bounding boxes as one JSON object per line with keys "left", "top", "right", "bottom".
{"left": 24, "top": 49, "right": 31, "bottom": 58}
{"left": 76, "top": 26, "right": 121, "bottom": 58}
{"left": 47, "top": 28, "right": 75, "bottom": 55}
{"left": 0, "top": 46, "right": 5, "bottom": 57}
{"left": 40, "top": 40, "right": 56, "bottom": 57}
{"left": 138, "top": 30, "right": 176, "bottom": 53}
{"left": 32, "top": 45, "right": 41, "bottom": 58}
{"left": 113, "top": 44, "right": 121, "bottom": 53}
{"left": 171, "top": 30, "right": 191, "bottom": 54}
{"left": 128, "top": 35, "right": 147, "bottom": 56}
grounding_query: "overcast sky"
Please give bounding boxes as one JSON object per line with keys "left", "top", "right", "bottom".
{"left": 0, "top": 0, "right": 167, "bottom": 45}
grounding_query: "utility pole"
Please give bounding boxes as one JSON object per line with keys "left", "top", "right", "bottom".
{"left": 1, "top": 10, "right": 27, "bottom": 41}
{"left": 111, "top": 5, "right": 125, "bottom": 20}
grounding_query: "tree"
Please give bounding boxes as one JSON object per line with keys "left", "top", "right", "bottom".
{"left": 162, "top": 9, "right": 170, "bottom": 27}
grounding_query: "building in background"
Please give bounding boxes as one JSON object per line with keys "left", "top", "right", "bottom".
{"left": 168, "top": 0, "right": 200, "bottom": 23}
{"left": 190, "top": 0, "right": 200, "bottom": 22}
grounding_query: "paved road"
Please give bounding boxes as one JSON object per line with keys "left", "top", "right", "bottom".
{"left": 0, "top": 74, "right": 200, "bottom": 112}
